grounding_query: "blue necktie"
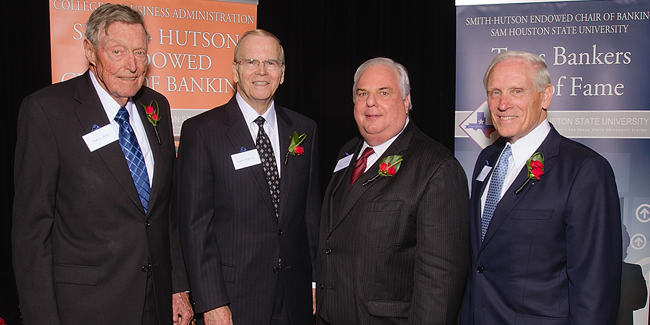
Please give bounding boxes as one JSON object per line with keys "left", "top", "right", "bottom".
{"left": 115, "top": 107, "right": 151, "bottom": 213}
{"left": 481, "top": 145, "right": 512, "bottom": 241}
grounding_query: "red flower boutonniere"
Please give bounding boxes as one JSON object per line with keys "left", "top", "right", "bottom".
{"left": 140, "top": 100, "right": 160, "bottom": 127}
{"left": 284, "top": 131, "right": 307, "bottom": 165}
{"left": 363, "top": 155, "right": 404, "bottom": 186}
{"left": 515, "top": 152, "right": 544, "bottom": 194}
{"left": 139, "top": 100, "right": 162, "bottom": 144}
{"left": 527, "top": 152, "right": 545, "bottom": 180}
{"left": 378, "top": 155, "right": 403, "bottom": 177}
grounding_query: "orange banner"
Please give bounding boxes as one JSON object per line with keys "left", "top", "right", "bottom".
{"left": 50, "top": 0, "right": 257, "bottom": 135}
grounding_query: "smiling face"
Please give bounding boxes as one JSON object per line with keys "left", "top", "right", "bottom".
{"left": 353, "top": 64, "right": 410, "bottom": 146}
{"left": 85, "top": 21, "right": 148, "bottom": 107}
{"left": 232, "top": 34, "right": 285, "bottom": 114}
{"left": 486, "top": 57, "right": 552, "bottom": 144}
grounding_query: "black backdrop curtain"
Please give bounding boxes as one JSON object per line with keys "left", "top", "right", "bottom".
{"left": 0, "top": 1, "right": 456, "bottom": 323}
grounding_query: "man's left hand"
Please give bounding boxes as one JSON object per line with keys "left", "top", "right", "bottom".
{"left": 312, "top": 288, "right": 316, "bottom": 315}
{"left": 172, "top": 292, "right": 194, "bottom": 325}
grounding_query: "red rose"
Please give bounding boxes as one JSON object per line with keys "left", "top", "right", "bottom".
{"left": 387, "top": 165, "right": 396, "bottom": 175}
{"left": 145, "top": 105, "right": 154, "bottom": 114}
{"left": 295, "top": 146, "right": 304, "bottom": 155}
{"left": 380, "top": 162, "right": 388, "bottom": 172}
{"left": 151, "top": 113, "right": 159, "bottom": 121}
{"left": 530, "top": 160, "right": 544, "bottom": 180}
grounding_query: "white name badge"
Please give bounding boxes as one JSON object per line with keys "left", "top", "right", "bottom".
{"left": 333, "top": 155, "right": 353, "bottom": 173}
{"left": 476, "top": 165, "right": 492, "bottom": 182}
{"left": 83, "top": 125, "right": 119, "bottom": 152}
{"left": 231, "top": 149, "right": 262, "bottom": 170}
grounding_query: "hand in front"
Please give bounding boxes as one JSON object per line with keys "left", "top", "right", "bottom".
{"left": 204, "top": 305, "right": 233, "bottom": 325}
{"left": 172, "top": 292, "right": 194, "bottom": 325}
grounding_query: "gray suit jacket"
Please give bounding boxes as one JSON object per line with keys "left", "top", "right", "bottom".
{"left": 316, "top": 121, "right": 470, "bottom": 325}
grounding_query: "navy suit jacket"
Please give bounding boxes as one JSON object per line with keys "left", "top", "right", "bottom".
{"left": 177, "top": 96, "right": 321, "bottom": 325}
{"left": 460, "top": 125, "right": 622, "bottom": 325}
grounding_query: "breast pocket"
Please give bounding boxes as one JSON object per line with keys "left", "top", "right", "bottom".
{"left": 510, "top": 209, "right": 554, "bottom": 220}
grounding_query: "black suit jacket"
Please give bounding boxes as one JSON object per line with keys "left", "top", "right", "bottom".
{"left": 460, "top": 125, "right": 622, "bottom": 325}
{"left": 12, "top": 71, "right": 189, "bottom": 325}
{"left": 177, "top": 96, "right": 321, "bottom": 324}
{"left": 316, "top": 122, "right": 469, "bottom": 325}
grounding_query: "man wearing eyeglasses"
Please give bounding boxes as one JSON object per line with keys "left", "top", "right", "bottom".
{"left": 177, "top": 29, "right": 321, "bottom": 325}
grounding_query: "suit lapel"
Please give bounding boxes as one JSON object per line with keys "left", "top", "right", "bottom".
{"left": 276, "top": 106, "right": 293, "bottom": 223}
{"left": 223, "top": 98, "right": 277, "bottom": 221}
{"left": 73, "top": 72, "right": 145, "bottom": 214}
{"left": 471, "top": 143, "right": 503, "bottom": 249}
{"left": 480, "top": 128, "right": 562, "bottom": 249}
{"left": 329, "top": 122, "right": 414, "bottom": 234}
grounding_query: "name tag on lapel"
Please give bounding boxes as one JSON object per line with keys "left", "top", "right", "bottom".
{"left": 333, "top": 155, "right": 353, "bottom": 173}
{"left": 476, "top": 165, "right": 492, "bottom": 182}
{"left": 231, "top": 149, "right": 261, "bottom": 170}
{"left": 83, "top": 124, "right": 118, "bottom": 152}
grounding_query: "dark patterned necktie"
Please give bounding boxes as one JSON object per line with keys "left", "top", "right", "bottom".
{"left": 254, "top": 116, "right": 280, "bottom": 218}
{"left": 350, "top": 147, "right": 374, "bottom": 186}
{"left": 481, "top": 145, "right": 512, "bottom": 240}
{"left": 115, "top": 107, "right": 151, "bottom": 213}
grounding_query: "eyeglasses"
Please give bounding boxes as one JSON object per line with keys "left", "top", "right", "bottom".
{"left": 236, "top": 58, "right": 283, "bottom": 70}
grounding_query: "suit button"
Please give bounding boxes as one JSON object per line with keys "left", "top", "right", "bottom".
{"left": 325, "top": 249, "right": 332, "bottom": 255}
{"left": 319, "top": 284, "right": 325, "bottom": 290}
{"left": 477, "top": 266, "right": 484, "bottom": 273}
{"left": 277, "top": 230, "right": 283, "bottom": 235}
{"left": 145, "top": 222, "right": 151, "bottom": 228}
{"left": 273, "top": 266, "right": 279, "bottom": 273}
{"left": 142, "top": 264, "right": 151, "bottom": 272}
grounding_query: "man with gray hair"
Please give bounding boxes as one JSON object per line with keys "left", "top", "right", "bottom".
{"left": 316, "top": 57, "right": 469, "bottom": 324}
{"left": 177, "top": 29, "right": 320, "bottom": 325}
{"left": 460, "top": 50, "right": 622, "bottom": 324}
{"left": 13, "top": 4, "right": 192, "bottom": 324}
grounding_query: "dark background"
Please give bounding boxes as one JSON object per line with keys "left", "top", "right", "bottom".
{"left": 0, "top": 1, "right": 456, "bottom": 323}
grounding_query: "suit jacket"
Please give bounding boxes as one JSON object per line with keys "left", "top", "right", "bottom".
{"left": 177, "top": 96, "right": 321, "bottom": 324}
{"left": 316, "top": 122, "right": 470, "bottom": 325}
{"left": 460, "top": 125, "right": 622, "bottom": 325}
{"left": 12, "top": 71, "right": 189, "bottom": 325}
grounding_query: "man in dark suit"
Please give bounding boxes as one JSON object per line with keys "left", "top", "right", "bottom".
{"left": 177, "top": 29, "right": 320, "bottom": 325}
{"left": 460, "top": 51, "right": 622, "bottom": 324}
{"left": 316, "top": 57, "right": 469, "bottom": 325}
{"left": 12, "top": 4, "right": 192, "bottom": 325}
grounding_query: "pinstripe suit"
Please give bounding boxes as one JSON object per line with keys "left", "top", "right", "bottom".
{"left": 177, "top": 96, "right": 321, "bottom": 324}
{"left": 316, "top": 122, "right": 469, "bottom": 325}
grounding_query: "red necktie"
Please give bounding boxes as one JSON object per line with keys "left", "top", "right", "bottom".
{"left": 350, "top": 147, "right": 375, "bottom": 186}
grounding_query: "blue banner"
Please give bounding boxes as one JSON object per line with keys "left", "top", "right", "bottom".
{"left": 455, "top": 1, "right": 650, "bottom": 323}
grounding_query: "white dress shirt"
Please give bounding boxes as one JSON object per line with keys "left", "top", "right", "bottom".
{"left": 236, "top": 93, "right": 282, "bottom": 177}
{"left": 480, "top": 119, "right": 551, "bottom": 216}
{"left": 357, "top": 118, "right": 410, "bottom": 172}
{"left": 90, "top": 70, "right": 154, "bottom": 185}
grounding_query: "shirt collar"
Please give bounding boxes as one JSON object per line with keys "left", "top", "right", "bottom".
{"left": 236, "top": 92, "right": 277, "bottom": 130}
{"left": 89, "top": 70, "right": 134, "bottom": 119}
{"left": 360, "top": 117, "right": 410, "bottom": 158}
{"left": 509, "top": 119, "right": 551, "bottom": 167}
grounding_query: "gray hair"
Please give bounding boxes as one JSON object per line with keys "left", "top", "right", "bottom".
{"left": 233, "top": 29, "right": 285, "bottom": 64}
{"left": 85, "top": 3, "right": 150, "bottom": 49}
{"left": 353, "top": 57, "right": 412, "bottom": 110}
{"left": 483, "top": 50, "right": 551, "bottom": 93}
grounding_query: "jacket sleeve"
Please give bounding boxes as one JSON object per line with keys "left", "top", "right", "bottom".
{"left": 12, "top": 94, "right": 63, "bottom": 325}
